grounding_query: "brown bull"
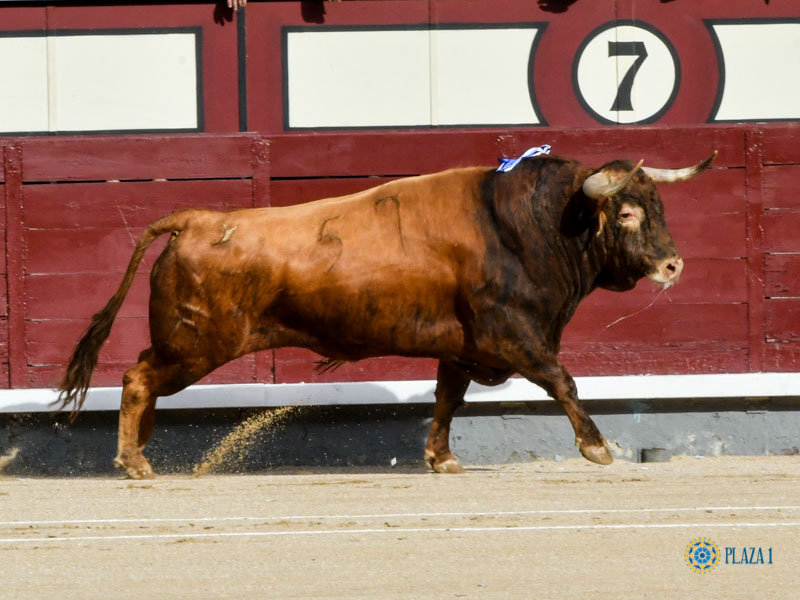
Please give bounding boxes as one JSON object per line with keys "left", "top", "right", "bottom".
{"left": 58, "top": 151, "right": 715, "bottom": 479}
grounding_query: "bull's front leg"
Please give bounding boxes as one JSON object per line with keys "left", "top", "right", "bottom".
{"left": 521, "top": 357, "right": 613, "bottom": 465}
{"left": 424, "top": 361, "right": 471, "bottom": 473}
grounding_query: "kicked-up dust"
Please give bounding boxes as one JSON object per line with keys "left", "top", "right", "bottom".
{"left": 192, "top": 407, "right": 297, "bottom": 476}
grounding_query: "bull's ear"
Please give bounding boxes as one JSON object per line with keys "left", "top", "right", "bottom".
{"left": 592, "top": 196, "right": 610, "bottom": 237}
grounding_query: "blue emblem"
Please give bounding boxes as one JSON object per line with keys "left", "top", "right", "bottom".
{"left": 685, "top": 537, "right": 720, "bottom": 573}
{"left": 496, "top": 145, "right": 551, "bottom": 172}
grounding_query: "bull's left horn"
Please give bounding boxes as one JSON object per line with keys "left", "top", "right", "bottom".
{"left": 641, "top": 150, "right": 718, "bottom": 183}
{"left": 582, "top": 159, "right": 644, "bottom": 200}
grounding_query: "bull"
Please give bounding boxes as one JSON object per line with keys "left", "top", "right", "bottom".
{"left": 58, "top": 150, "right": 716, "bottom": 479}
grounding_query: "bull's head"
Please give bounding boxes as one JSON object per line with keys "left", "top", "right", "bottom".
{"left": 582, "top": 151, "right": 717, "bottom": 292}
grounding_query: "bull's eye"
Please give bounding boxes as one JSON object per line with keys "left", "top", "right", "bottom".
{"left": 618, "top": 203, "right": 644, "bottom": 230}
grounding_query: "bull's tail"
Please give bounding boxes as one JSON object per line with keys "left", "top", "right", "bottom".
{"left": 56, "top": 211, "right": 192, "bottom": 419}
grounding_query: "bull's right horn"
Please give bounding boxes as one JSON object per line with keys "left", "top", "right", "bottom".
{"left": 641, "top": 151, "right": 718, "bottom": 183}
{"left": 582, "top": 159, "right": 644, "bottom": 200}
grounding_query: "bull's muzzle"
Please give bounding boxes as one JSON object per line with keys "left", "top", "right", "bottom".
{"left": 649, "top": 255, "right": 683, "bottom": 287}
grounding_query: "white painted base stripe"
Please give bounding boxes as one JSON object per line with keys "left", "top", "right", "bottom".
{"left": 3, "top": 372, "right": 800, "bottom": 413}
{"left": 2, "top": 504, "right": 797, "bottom": 528}
{"left": 3, "top": 521, "right": 800, "bottom": 545}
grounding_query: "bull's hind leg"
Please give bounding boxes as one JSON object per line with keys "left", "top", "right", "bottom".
{"left": 114, "top": 348, "right": 195, "bottom": 479}
{"left": 425, "top": 361, "right": 471, "bottom": 474}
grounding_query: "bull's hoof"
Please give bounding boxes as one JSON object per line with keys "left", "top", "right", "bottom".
{"left": 433, "top": 458, "right": 465, "bottom": 474}
{"left": 424, "top": 451, "right": 465, "bottom": 474}
{"left": 579, "top": 442, "right": 614, "bottom": 466}
{"left": 114, "top": 455, "right": 155, "bottom": 480}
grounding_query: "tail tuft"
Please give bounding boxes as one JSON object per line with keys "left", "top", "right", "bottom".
{"left": 53, "top": 212, "right": 189, "bottom": 419}
{"left": 55, "top": 300, "right": 121, "bottom": 420}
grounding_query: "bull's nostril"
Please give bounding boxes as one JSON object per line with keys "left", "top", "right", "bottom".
{"left": 652, "top": 257, "right": 682, "bottom": 284}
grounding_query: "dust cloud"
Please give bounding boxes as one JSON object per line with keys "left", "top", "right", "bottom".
{"left": 0, "top": 447, "right": 19, "bottom": 474}
{"left": 192, "top": 407, "right": 297, "bottom": 477}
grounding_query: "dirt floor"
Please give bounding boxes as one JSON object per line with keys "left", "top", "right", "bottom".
{"left": 1, "top": 456, "right": 799, "bottom": 599}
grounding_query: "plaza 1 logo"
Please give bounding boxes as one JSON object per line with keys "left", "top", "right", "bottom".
{"left": 725, "top": 545, "right": 774, "bottom": 566}
{"left": 685, "top": 537, "right": 775, "bottom": 573}
{"left": 684, "top": 537, "right": 720, "bottom": 574}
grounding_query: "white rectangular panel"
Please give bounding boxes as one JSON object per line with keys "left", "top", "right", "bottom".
{"left": 430, "top": 28, "right": 541, "bottom": 125}
{"left": 286, "top": 29, "right": 431, "bottom": 128}
{"left": 0, "top": 37, "right": 49, "bottom": 133}
{"left": 712, "top": 23, "right": 800, "bottom": 121}
{"left": 285, "top": 26, "right": 544, "bottom": 128}
{"left": 51, "top": 33, "right": 199, "bottom": 132}
{"left": 0, "top": 31, "right": 198, "bottom": 134}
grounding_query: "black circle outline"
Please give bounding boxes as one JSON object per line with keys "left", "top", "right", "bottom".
{"left": 572, "top": 20, "right": 681, "bottom": 126}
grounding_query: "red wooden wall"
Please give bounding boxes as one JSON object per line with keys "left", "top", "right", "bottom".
{"left": 1, "top": 1, "right": 799, "bottom": 390}
{"left": 1, "top": 124, "right": 799, "bottom": 390}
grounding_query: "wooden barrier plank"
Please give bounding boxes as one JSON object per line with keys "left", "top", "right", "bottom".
{"left": 4, "top": 146, "right": 26, "bottom": 387}
{"left": 657, "top": 168, "right": 745, "bottom": 213}
{"left": 270, "top": 177, "right": 397, "bottom": 208}
{"left": 580, "top": 258, "right": 746, "bottom": 307}
{"left": 26, "top": 273, "right": 150, "bottom": 320}
{"left": 27, "top": 317, "right": 149, "bottom": 365}
{"left": 764, "top": 343, "right": 800, "bottom": 373}
{"left": 763, "top": 165, "right": 800, "bottom": 209}
{"left": 20, "top": 135, "right": 260, "bottom": 182}
{"left": 0, "top": 317, "right": 8, "bottom": 389}
{"left": 25, "top": 228, "right": 166, "bottom": 275}
{"left": 761, "top": 125, "right": 800, "bottom": 165}
{"left": 561, "top": 348, "right": 749, "bottom": 377}
{"left": 23, "top": 179, "right": 253, "bottom": 229}
{"left": 744, "top": 129, "right": 766, "bottom": 372}
{"left": 0, "top": 277, "right": 7, "bottom": 319}
{"left": 513, "top": 127, "right": 744, "bottom": 169}
{"left": 765, "top": 254, "right": 800, "bottom": 298}
{"left": 766, "top": 299, "right": 800, "bottom": 343}
{"left": 274, "top": 348, "right": 438, "bottom": 385}
{"left": 763, "top": 209, "right": 800, "bottom": 254}
{"left": 668, "top": 213, "right": 746, "bottom": 259}
{"left": 562, "top": 303, "right": 747, "bottom": 347}
{"left": 29, "top": 356, "right": 259, "bottom": 389}
{"left": 268, "top": 127, "right": 745, "bottom": 179}
{"left": 269, "top": 131, "right": 501, "bottom": 179}
{"left": 0, "top": 180, "right": 6, "bottom": 386}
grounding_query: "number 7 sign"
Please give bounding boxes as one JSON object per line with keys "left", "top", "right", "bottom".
{"left": 572, "top": 21, "right": 680, "bottom": 125}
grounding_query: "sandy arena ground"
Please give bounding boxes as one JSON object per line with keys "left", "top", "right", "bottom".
{"left": 1, "top": 456, "right": 799, "bottom": 599}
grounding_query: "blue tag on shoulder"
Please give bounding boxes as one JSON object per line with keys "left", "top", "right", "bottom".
{"left": 496, "top": 145, "right": 551, "bottom": 172}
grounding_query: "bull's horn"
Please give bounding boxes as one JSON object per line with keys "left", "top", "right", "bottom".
{"left": 582, "top": 159, "right": 644, "bottom": 200}
{"left": 641, "top": 150, "right": 718, "bottom": 183}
